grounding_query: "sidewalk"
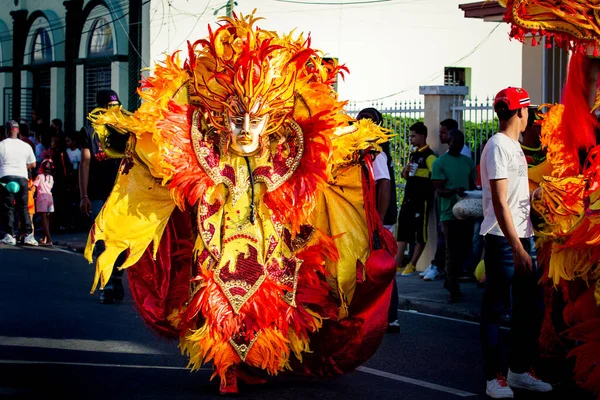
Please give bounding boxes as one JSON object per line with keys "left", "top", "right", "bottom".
{"left": 51, "top": 232, "right": 484, "bottom": 323}
{"left": 52, "top": 231, "right": 88, "bottom": 253}
{"left": 396, "top": 274, "right": 483, "bottom": 322}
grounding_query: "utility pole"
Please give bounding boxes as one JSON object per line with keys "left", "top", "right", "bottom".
{"left": 214, "top": 0, "right": 237, "bottom": 17}
{"left": 128, "top": 0, "right": 143, "bottom": 110}
{"left": 226, "top": 0, "right": 235, "bottom": 17}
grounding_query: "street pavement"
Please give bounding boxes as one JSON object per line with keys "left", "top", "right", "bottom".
{"left": 0, "top": 240, "right": 591, "bottom": 399}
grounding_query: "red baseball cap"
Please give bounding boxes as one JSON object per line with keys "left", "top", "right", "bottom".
{"left": 494, "top": 87, "right": 531, "bottom": 111}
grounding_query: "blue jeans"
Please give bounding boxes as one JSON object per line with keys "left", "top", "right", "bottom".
{"left": 480, "top": 234, "right": 543, "bottom": 379}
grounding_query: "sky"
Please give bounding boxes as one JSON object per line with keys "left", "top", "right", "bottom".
{"left": 147, "top": 0, "right": 523, "bottom": 105}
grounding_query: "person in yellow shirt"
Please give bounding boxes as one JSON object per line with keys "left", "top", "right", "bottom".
{"left": 397, "top": 122, "right": 437, "bottom": 276}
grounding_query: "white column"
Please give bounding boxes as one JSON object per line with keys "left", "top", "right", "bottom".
{"left": 76, "top": 64, "right": 84, "bottom": 129}
{"left": 416, "top": 85, "right": 469, "bottom": 272}
{"left": 50, "top": 67, "right": 65, "bottom": 123}
{"left": 111, "top": 61, "right": 129, "bottom": 109}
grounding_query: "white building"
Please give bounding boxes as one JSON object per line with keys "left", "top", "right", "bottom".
{"left": 0, "top": 0, "right": 522, "bottom": 131}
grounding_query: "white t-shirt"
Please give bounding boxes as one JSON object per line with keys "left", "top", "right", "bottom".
{"left": 373, "top": 152, "right": 390, "bottom": 181}
{"left": 461, "top": 144, "right": 471, "bottom": 158}
{"left": 0, "top": 138, "right": 36, "bottom": 179}
{"left": 67, "top": 148, "right": 82, "bottom": 170}
{"left": 480, "top": 133, "right": 533, "bottom": 238}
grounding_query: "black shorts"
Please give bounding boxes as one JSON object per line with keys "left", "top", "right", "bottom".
{"left": 396, "top": 199, "right": 431, "bottom": 244}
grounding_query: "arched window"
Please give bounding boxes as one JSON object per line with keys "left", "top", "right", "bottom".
{"left": 31, "top": 28, "right": 52, "bottom": 64}
{"left": 88, "top": 18, "right": 114, "bottom": 57}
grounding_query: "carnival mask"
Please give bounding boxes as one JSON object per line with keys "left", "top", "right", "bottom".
{"left": 227, "top": 111, "right": 269, "bottom": 156}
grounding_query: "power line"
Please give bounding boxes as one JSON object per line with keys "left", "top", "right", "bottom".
{"left": 172, "top": 0, "right": 212, "bottom": 50}
{"left": 353, "top": 23, "right": 503, "bottom": 102}
{"left": 276, "top": 0, "right": 391, "bottom": 4}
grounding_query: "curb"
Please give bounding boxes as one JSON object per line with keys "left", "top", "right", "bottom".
{"left": 54, "top": 241, "right": 86, "bottom": 254}
{"left": 397, "top": 296, "right": 481, "bottom": 323}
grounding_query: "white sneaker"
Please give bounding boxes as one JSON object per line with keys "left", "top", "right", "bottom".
{"left": 0, "top": 234, "right": 16, "bottom": 246}
{"left": 23, "top": 233, "right": 38, "bottom": 246}
{"left": 423, "top": 265, "right": 440, "bottom": 281}
{"left": 507, "top": 369, "right": 552, "bottom": 392}
{"left": 419, "top": 264, "right": 433, "bottom": 278}
{"left": 486, "top": 375, "right": 514, "bottom": 399}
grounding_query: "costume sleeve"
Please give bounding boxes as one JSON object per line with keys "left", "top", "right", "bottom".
{"left": 426, "top": 154, "right": 437, "bottom": 173}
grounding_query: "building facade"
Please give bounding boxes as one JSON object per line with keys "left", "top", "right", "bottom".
{"left": 0, "top": 0, "right": 150, "bottom": 133}
{"left": 459, "top": 0, "right": 569, "bottom": 105}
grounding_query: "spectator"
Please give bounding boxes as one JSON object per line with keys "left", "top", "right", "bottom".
{"left": 520, "top": 106, "right": 546, "bottom": 168}
{"left": 0, "top": 120, "right": 38, "bottom": 246}
{"left": 480, "top": 87, "right": 552, "bottom": 398}
{"left": 356, "top": 107, "right": 400, "bottom": 334}
{"left": 27, "top": 172, "right": 36, "bottom": 235}
{"left": 34, "top": 159, "right": 55, "bottom": 246}
{"left": 79, "top": 89, "right": 126, "bottom": 304}
{"left": 18, "top": 122, "right": 35, "bottom": 152}
{"left": 396, "top": 122, "right": 437, "bottom": 277}
{"left": 48, "top": 134, "right": 71, "bottom": 232}
{"left": 66, "top": 132, "right": 82, "bottom": 171}
{"left": 439, "top": 118, "right": 472, "bottom": 158}
{"left": 420, "top": 118, "right": 473, "bottom": 282}
{"left": 35, "top": 130, "right": 49, "bottom": 163}
{"left": 65, "top": 131, "right": 83, "bottom": 231}
{"left": 431, "top": 129, "right": 476, "bottom": 303}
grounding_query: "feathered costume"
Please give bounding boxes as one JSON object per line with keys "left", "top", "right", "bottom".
{"left": 501, "top": 1, "right": 600, "bottom": 397}
{"left": 84, "top": 12, "right": 396, "bottom": 394}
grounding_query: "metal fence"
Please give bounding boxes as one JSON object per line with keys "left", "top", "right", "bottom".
{"left": 346, "top": 96, "right": 496, "bottom": 198}
{"left": 451, "top": 96, "right": 497, "bottom": 165}
{"left": 347, "top": 100, "right": 425, "bottom": 179}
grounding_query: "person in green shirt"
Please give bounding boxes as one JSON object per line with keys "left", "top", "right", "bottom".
{"left": 431, "top": 129, "right": 477, "bottom": 303}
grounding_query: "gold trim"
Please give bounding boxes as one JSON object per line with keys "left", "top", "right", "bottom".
{"left": 229, "top": 331, "right": 260, "bottom": 362}
{"left": 255, "top": 120, "right": 304, "bottom": 192}
{"left": 214, "top": 270, "right": 267, "bottom": 314}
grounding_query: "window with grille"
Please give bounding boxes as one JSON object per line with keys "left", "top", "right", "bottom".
{"left": 84, "top": 16, "right": 114, "bottom": 124}
{"left": 84, "top": 64, "right": 111, "bottom": 124}
{"left": 88, "top": 18, "right": 114, "bottom": 57}
{"left": 444, "top": 67, "right": 470, "bottom": 87}
{"left": 31, "top": 28, "right": 52, "bottom": 64}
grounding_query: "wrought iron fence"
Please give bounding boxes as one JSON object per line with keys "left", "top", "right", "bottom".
{"left": 346, "top": 100, "right": 425, "bottom": 179}
{"left": 346, "top": 96, "right": 497, "bottom": 200}
{"left": 451, "top": 96, "right": 498, "bottom": 166}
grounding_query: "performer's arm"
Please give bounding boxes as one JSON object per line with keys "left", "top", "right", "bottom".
{"left": 79, "top": 147, "right": 92, "bottom": 215}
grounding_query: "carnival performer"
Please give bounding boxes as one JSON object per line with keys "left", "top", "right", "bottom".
{"left": 500, "top": 1, "right": 600, "bottom": 398}
{"left": 84, "top": 12, "right": 396, "bottom": 394}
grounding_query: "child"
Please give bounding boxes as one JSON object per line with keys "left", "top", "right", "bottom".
{"left": 34, "top": 159, "right": 55, "bottom": 246}
{"left": 27, "top": 172, "right": 36, "bottom": 233}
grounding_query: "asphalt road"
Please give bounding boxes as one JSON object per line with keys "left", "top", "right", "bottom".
{"left": 0, "top": 244, "right": 590, "bottom": 399}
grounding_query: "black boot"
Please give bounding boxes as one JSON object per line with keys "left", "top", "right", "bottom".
{"left": 113, "top": 278, "right": 125, "bottom": 301}
{"left": 100, "top": 286, "right": 115, "bottom": 304}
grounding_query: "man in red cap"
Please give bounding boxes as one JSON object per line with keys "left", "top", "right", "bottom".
{"left": 478, "top": 87, "right": 552, "bottom": 398}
